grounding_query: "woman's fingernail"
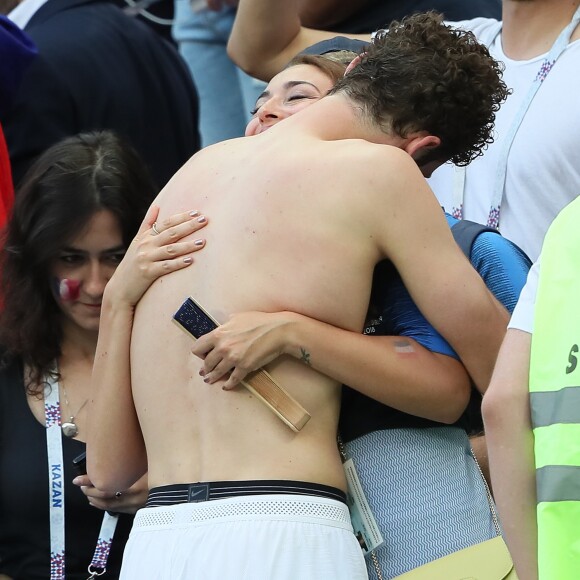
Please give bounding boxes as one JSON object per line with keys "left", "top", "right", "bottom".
{"left": 183, "top": 256, "right": 193, "bottom": 264}
{"left": 72, "top": 477, "right": 81, "bottom": 485}
{"left": 190, "top": 210, "right": 200, "bottom": 217}
{"left": 199, "top": 369, "right": 205, "bottom": 376}
{"left": 203, "top": 377, "right": 210, "bottom": 384}
{"left": 197, "top": 216, "right": 206, "bottom": 223}
{"left": 194, "top": 239, "right": 204, "bottom": 246}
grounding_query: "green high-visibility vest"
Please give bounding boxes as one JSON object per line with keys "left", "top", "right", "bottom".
{"left": 530, "top": 197, "right": 580, "bottom": 579}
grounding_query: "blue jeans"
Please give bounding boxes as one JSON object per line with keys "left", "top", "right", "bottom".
{"left": 172, "top": 1, "right": 265, "bottom": 146}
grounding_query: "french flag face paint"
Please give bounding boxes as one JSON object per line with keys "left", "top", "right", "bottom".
{"left": 57, "top": 278, "right": 81, "bottom": 302}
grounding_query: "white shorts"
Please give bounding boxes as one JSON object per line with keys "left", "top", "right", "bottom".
{"left": 120, "top": 493, "right": 368, "bottom": 579}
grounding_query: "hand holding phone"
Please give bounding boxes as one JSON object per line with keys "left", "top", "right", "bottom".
{"left": 72, "top": 450, "right": 87, "bottom": 476}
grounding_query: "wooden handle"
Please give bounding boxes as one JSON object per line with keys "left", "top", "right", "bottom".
{"left": 173, "top": 297, "right": 311, "bottom": 432}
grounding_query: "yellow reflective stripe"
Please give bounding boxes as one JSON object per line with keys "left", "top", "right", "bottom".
{"left": 530, "top": 386, "right": 580, "bottom": 428}
{"left": 533, "top": 423, "right": 580, "bottom": 468}
{"left": 536, "top": 465, "right": 580, "bottom": 502}
{"left": 537, "top": 501, "right": 580, "bottom": 579}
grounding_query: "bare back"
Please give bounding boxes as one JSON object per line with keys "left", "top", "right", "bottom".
{"left": 131, "top": 132, "right": 386, "bottom": 489}
{"left": 91, "top": 79, "right": 509, "bottom": 501}
{"left": 130, "top": 120, "right": 435, "bottom": 489}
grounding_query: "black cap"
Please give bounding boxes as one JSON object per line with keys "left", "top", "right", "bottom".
{"left": 301, "top": 36, "right": 369, "bottom": 57}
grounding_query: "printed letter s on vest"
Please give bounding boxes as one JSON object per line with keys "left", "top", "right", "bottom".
{"left": 566, "top": 344, "right": 578, "bottom": 374}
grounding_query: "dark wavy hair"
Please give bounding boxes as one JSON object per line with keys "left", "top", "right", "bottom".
{"left": 0, "top": 130, "right": 157, "bottom": 394}
{"left": 329, "top": 11, "right": 511, "bottom": 166}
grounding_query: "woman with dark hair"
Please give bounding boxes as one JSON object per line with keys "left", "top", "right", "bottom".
{"left": 0, "top": 130, "right": 207, "bottom": 579}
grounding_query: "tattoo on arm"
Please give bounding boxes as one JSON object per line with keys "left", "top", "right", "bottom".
{"left": 300, "top": 348, "right": 311, "bottom": 365}
{"left": 394, "top": 339, "right": 415, "bottom": 355}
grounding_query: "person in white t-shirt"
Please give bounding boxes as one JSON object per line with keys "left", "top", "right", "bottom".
{"left": 228, "top": 0, "right": 580, "bottom": 262}
{"left": 429, "top": 1, "right": 580, "bottom": 262}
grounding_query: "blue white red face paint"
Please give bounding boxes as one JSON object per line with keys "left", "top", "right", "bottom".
{"left": 52, "top": 278, "right": 81, "bottom": 302}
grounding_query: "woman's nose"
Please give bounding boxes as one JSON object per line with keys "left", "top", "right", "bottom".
{"left": 258, "top": 96, "right": 289, "bottom": 122}
{"left": 83, "top": 262, "right": 110, "bottom": 297}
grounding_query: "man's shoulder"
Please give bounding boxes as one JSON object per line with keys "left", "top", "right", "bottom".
{"left": 25, "top": 0, "right": 181, "bottom": 79}
{"left": 315, "top": 140, "right": 423, "bottom": 201}
{"left": 322, "top": 139, "right": 417, "bottom": 173}
{"left": 27, "top": 0, "right": 158, "bottom": 47}
{"left": 353, "top": 142, "right": 426, "bottom": 190}
{"left": 28, "top": 0, "right": 119, "bottom": 28}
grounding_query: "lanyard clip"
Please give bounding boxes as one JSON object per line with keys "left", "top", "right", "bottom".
{"left": 86, "top": 565, "right": 106, "bottom": 579}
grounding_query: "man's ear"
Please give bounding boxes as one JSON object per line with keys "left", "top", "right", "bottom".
{"left": 344, "top": 54, "right": 365, "bottom": 75}
{"left": 405, "top": 134, "right": 443, "bottom": 178}
{"left": 404, "top": 134, "right": 441, "bottom": 159}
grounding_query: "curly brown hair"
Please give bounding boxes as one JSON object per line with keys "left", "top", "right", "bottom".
{"left": 329, "top": 11, "right": 511, "bottom": 166}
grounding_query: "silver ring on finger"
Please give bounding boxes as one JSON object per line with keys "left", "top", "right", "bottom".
{"left": 151, "top": 222, "right": 161, "bottom": 236}
{"left": 115, "top": 491, "right": 123, "bottom": 498}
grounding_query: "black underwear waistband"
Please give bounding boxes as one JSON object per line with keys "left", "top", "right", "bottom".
{"left": 146, "top": 480, "right": 347, "bottom": 507}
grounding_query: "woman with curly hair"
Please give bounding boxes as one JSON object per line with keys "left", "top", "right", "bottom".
{"left": 0, "top": 130, "right": 207, "bottom": 579}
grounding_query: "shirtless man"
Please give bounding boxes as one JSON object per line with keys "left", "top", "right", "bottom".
{"left": 88, "top": 13, "right": 509, "bottom": 578}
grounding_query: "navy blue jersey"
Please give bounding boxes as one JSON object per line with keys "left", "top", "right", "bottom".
{"left": 340, "top": 214, "right": 530, "bottom": 442}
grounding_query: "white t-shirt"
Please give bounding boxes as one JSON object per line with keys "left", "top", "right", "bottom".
{"left": 429, "top": 18, "right": 580, "bottom": 262}
{"left": 507, "top": 258, "right": 540, "bottom": 334}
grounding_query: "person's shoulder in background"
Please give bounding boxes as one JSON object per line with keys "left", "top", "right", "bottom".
{"left": 0, "top": 16, "right": 37, "bottom": 120}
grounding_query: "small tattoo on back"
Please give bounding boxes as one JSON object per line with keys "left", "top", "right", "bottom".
{"left": 300, "top": 348, "right": 311, "bottom": 365}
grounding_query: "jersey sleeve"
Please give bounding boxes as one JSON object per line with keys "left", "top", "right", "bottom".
{"left": 470, "top": 231, "right": 532, "bottom": 313}
{"left": 367, "top": 261, "right": 458, "bottom": 359}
